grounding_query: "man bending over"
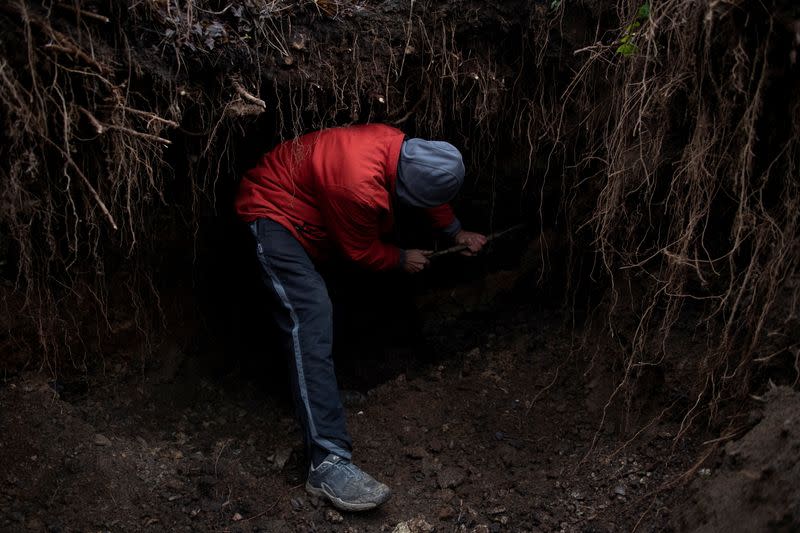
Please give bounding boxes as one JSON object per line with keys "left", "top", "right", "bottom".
{"left": 235, "top": 124, "right": 486, "bottom": 511}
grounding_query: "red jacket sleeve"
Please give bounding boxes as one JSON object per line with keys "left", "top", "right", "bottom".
{"left": 426, "top": 204, "right": 461, "bottom": 235}
{"left": 321, "top": 185, "right": 402, "bottom": 271}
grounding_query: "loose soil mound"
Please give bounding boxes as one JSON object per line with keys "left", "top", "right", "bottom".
{"left": 672, "top": 387, "right": 800, "bottom": 532}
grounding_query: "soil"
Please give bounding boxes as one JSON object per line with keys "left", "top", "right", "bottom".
{"left": 0, "top": 303, "right": 706, "bottom": 533}
{"left": 671, "top": 387, "right": 800, "bottom": 532}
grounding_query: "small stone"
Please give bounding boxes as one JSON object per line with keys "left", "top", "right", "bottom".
{"left": 325, "top": 509, "right": 344, "bottom": 523}
{"left": 435, "top": 488, "right": 456, "bottom": 503}
{"left": 290, "top": 33, "right": 307, "bottom": 51}
{"left": 437, "top": 466, "right": 466, "bottom": 489}
{"left": 614, "top": 484, "right": 626, "bottom": 496}
{"left": 165, "top": 479, "right": 184, "bottom": 491}
{"left": 403, "top": 446, "right": 428, "bottom": 459}
{"left": 290, "top": 497, "right": 304, "bottom": 511}
{"left": 93, "top": 434, "right": 112, "bottom": 446}
{"left": 272, "top": 447, "right": 292, "bottom": 470}
{"left": 494, "top": 431, "right": 505, "bottom": 441}
{"left": 438, "top": 506, "right": 455, "bottom": 520}
{"left": 392, "top": 517, "right": 434, "bottom": 533}
{"left": 232, "top": 512, "right": 243, "bottom": 521}
{"left": 307, "top": 494, "right": 322, "bottom": 508}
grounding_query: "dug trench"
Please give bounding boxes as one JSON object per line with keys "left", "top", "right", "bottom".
{"left": 2, "top": 266, "right": 800, "bottom": 532}
{"left": 0, "top": 287, "right": 703, "bottom": 532}
{"left": 2, "top": 1, "right": 800, "bottom": 532}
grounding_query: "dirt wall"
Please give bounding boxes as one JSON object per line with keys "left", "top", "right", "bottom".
{"left": 0, "top": 0, "right": 798, "bottom": 428}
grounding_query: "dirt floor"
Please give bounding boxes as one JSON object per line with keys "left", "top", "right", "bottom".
{"left": 0, "top": 303, "right": 797, "bottom": 533}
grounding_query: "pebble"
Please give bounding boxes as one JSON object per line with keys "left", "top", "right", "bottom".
{"left": 614, "top": 484, "right": 626, "bottom": 496}
{"left": 437, "top": 466, "right": 466, "bottom": 489}
{"left": 438, "top": 506, "right": 455, "bottom": 520}
{"left": 392, "top": 517, "right": 434, "bottom": 533}
{"left": 403, "top": 446, "right": 428, "bottom": 459}
{"left": 435, "top": 488, "right": 456, "bottom": 503}
{"left": 93, "top": 434, "right": 112, "bottom": 446}
{"left": 325, "top": 509, "right": 344, "bottom": 523}
{"left": 272, "top": 447, "right": 292, "bottom": 470}
{"left": 290, "top": 497, "right": 304, "bottom": 511}
{"left": 165, "top": 479, "right": 184, "bottom": 491}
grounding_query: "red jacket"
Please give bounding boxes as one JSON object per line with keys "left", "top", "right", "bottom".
{"left": 235, "top": 124, "right": 457, "bottom": 271}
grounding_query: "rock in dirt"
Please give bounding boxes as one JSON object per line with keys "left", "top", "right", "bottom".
{"left": 93, "top": 434, "right": 112, "bottom": 446}
{"left": 271, "top": 447, "right": 292, "bottom": 470}
{"left": 392, "top": 517, "right": 434, "bottom": 533}
{"left": 438, "top": 505, "right": 456, "bottom": 520}
{"left": 437, "top": 466, "right": 466, "bottom": 489}
{"left": 325, "top": 509, "right": 344, "bottom": 523}
{"left": 403, "top": 446, "right": 428, "bottom": 459}
{"left": 164, "top": 478, "right": 184, "bottom": 491}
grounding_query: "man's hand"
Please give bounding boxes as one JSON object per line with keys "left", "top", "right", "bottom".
{"left": 403, "top": 249, "right": 432, "bottom": 273}
{"left": 454, "top": 230, "right": 488, "bottom": 256}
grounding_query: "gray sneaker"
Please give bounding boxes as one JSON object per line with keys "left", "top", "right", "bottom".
{"left": 306, "top": 454, "right": 391, "bottom": 511}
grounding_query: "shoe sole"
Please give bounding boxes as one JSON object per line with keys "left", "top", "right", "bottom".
{"left": 305, "top": 481, "right": 391, "bottom": 512}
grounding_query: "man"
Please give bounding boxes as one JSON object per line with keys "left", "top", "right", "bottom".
{"left": 235, "top": 123, "right": 486, "bottom": 511}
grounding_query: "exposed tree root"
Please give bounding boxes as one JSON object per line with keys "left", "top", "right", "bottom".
{"left": 0, "top": 0, "right": 797, "bottom": 440}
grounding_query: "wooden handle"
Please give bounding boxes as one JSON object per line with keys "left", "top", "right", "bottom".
{"left": 429, "top": 224, "right": 526, "bottom": 259}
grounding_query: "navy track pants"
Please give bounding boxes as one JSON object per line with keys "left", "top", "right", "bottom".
{"left": 249, "top": 218, "right": 352, "bottom": 465}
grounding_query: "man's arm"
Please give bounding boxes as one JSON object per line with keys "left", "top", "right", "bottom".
{"left": 426, "top": 204, "right": 487, "bottom": 255}
{"left": 323, "top": 186, "right": 430, "bottom": 272}
{"left": 426, "top": 204, "right": 461, "bottom": 237}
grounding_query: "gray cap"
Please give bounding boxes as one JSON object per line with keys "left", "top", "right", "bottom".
{"left": 396, "top": 138, "right": 465, "bottom": 208}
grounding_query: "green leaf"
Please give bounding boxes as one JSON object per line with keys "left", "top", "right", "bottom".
{"left": 637, "top": 2, "right": 650, "bottom": 20}
{"left": 616, "top": 42, "right": 638, "bottom": 56}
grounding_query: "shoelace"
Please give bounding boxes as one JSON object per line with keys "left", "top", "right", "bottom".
{"left": 320, "top": 457, "right": 370, "bottom": 484}
{"left": 340, "top": 461, "right": 363, "bottom": 480}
